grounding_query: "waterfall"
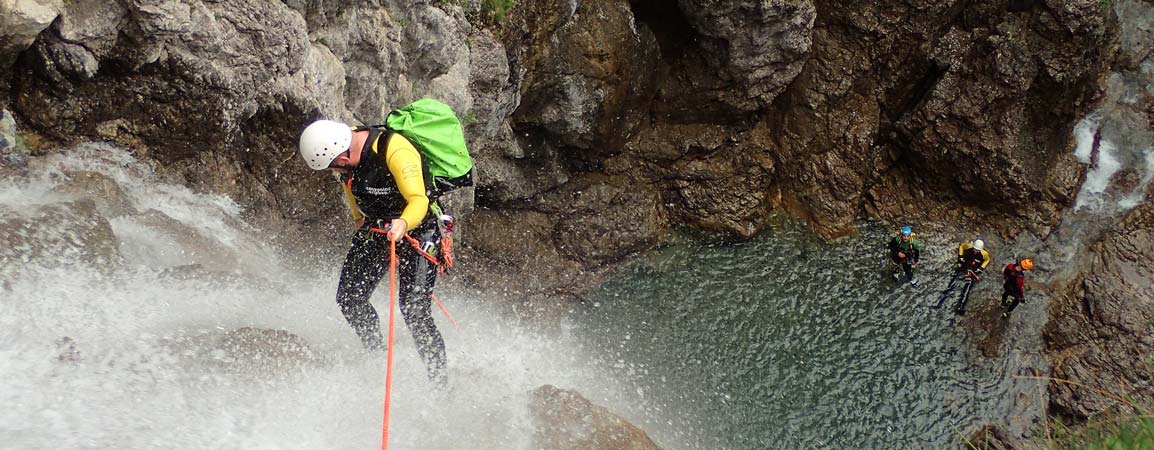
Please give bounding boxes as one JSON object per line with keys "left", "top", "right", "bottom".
{"left": 0, "top": 144, "right": 656, "bottom": 450}
{"left": 1070, "top": 0, "right": 1154, "bottom": 216}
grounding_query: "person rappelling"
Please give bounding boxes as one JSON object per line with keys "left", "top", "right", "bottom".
{"left": 298, "top": 119, "right": 450, "bottom": 386}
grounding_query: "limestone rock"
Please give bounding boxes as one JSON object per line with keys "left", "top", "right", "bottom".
{"left": 0, "top": 199, "right": 121, "bottom": 275}
{"left": 158, "top": 327, "right": 326, "bottom": 377}
{"left": 512, "top": 0, "right": 660, "bottom": 157}
{"left": 54, "top": 170, "right": 136, "bottom": 218}
{"left": 675, "top": 0, "right": 816, "bottom": 112}
{"left": 1044, "top": 195, "right": 1154, "bottom": 420}
{"left": 0, "top": 0, "right": 63, "bottom": 80}
{"left": 530, "top": 385, "right": 662, "bottom": 450}
{"left": 0, "top": 108, "right": 23, "bottom": 167}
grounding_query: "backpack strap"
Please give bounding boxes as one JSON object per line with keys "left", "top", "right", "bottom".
{"left": 358, "top": 123, "right": 441, "bottom": 219}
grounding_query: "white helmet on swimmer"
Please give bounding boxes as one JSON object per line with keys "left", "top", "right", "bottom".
{"left": 299, "top": 119, "right": 352, "bottom": 170}
{"left": 973, "top": 239, "right": 985, "bottom": 251}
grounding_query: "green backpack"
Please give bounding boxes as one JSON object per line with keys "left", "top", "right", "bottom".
{"left": 382, "top": 98, "right": 474, "bottom": 196}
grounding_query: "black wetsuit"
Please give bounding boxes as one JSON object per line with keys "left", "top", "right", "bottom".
{"left": 887, "top": 235, "right": 921, "bottom": 282}
{"left": 943, "top": 245, "right": 990, "bottom": 315}
{"left": 1001, "top": 263, "right": 1025, "bottom": 315}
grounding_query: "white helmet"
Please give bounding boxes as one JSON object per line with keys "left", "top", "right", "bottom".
{"left": 299, "top": 120, "right": 352, "bottom": 170}
{"left": 973, "top": 239, "right": 985, "bottom": 251}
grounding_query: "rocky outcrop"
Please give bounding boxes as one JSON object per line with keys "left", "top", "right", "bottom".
{"left": 0, "top": 108, "right": 22, "bottom": 166}
{"left": 967, "top": 424, "right": 1016, "bottom": 450}
{"left": 0, "top": 0, "right": 63, "bottom": 88}
{"left": 463, "top": 0, "right": 814, "bottom": 293}
{"left": 1044, "top": 194, "right": 1154, "bottom": 421}
{"left": 780, "top": 1, "right": 1114, "bottom": 237}
{"left": 1, "top": 0, "right": 1121, "bottom": 297}
{"left": 1041, "top": 0, "right": 1154, "bottom": 425}
{"left": 530, "top": 384, "right": 662, "bottom": 450}
{"left": 5, "top": 1, "right": 504, "bottom": 247}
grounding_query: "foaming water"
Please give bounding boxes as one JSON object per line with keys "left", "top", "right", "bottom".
{"left": 1048, "top": 0, "right": 1154, "bottom": 276}
{"left": 0, "top": 145, "right": 649, "bottom": 450}
{"left": 1070, "top": 0, "right": 1154, "bottom": 215}
{"left": 573, "top": 222, "right": 1050, "bottom": 449}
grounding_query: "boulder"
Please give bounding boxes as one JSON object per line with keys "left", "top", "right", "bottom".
{"left": 530, "top": 385, "right": 662, "bottom": 450}
{"left": 157, "top": 327, "right": 326, "bottom": 377}
{"left": 0, "top": 199, "right": 121, "bottom": 275}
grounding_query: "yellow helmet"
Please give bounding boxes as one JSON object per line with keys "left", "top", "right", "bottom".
{"left": 1020, "top": 258, "right": 1034, "bottom": 270}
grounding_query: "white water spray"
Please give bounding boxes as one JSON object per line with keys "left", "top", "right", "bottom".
{"left": 1069, "top": 0, "right": 1154, "bottom": 214}
{"left": 1071, "top": 114, "right": 1151, "bottom": 212}
{"left": 0, "top": 144, "right": 660, "bottom": 450}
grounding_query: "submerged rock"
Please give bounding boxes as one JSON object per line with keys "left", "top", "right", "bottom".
{"left": 0, "top": 199, "right": 121, "bottom": 273}
{"left": 967, "top": 424, "right": 1016, "bottom": 450}
{"left": 158, "top": 327, "right": 327, "bottom": 377}
{"left": 530, "top": 384, "right": 661, "bottom": 450}
{"left": 54, "top": 170, "right": 136, "bottom": 218}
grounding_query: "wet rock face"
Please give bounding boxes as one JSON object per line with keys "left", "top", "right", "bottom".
{"left": 670, "top": 0, "right": 816, "bottom": 115}
{"left": 0, "top": 199, "right": 121, "bottom": 273}
{"left": 1044, "top": 198, "right": 1154, "bottom": 420}
{"left": 0, "top": 2, "right": 1126, "bottom": 295}
{"left": 13, "top": 0, "right": 309, "bottom": 157}
{"left": 0, "top": 108, "right": 23, "bottom": 167}
{"left": 512, "top": 0, "right": 661, "bottom": 157}
{"left": 774, "top": 1, "right": 1115, "bottom": 238}
{"left": 0, "top": 0, "right": 63, "bottom": 85}
{"left": 4, "top": 2, "right": 507, "bottom": 250}
{"left": 8, "top": 0, "right": 327, "bottom": 240}
{"left": 530, "top": 384, "right": 662, "bottom": 450}
{"left": 462, "top": 172, "right": 665, "bottom": 299}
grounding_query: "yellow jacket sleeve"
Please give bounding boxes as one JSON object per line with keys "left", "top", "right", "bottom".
{"left": 958, "top": 243, "right": 969, "bottom": 256}
{"left": 979, "top": 249, "right": 991, "bottom": 270}
{"left": 384, "top": 134, "right": 429, "bottom": 228}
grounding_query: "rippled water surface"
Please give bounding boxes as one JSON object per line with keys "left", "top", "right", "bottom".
{"left": 573, "top": 220, "right": 1043, "bottom": 450}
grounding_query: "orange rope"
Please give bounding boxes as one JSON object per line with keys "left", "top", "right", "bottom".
{"left": 403, "top": 234, "right": 444, "bottom": 276}
{"left": 440, "top": 236, "right": 454, "bottom": 269}
{"left": 431, "top": 294, "right": 460, "bottom": 331}
{"left": 381, "top": 237, "right": 398, "bottom": 450}
{"left": 367, "top": 227, "right": 456, "bottom": 325}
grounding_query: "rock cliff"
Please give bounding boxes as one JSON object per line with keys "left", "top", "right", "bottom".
{"left": 1, "top": 0, "right": 1150, "bottom": 439}
{"left": 1045, "top": 193, "right": 1154, "bottom": 421}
